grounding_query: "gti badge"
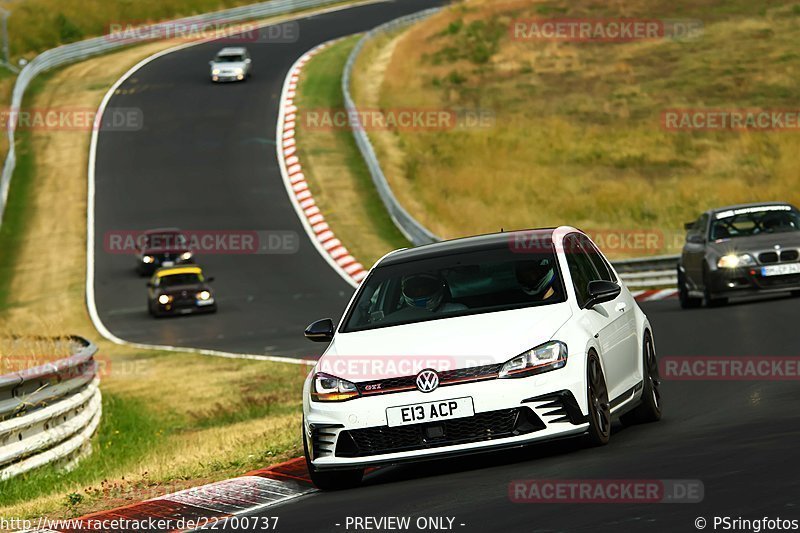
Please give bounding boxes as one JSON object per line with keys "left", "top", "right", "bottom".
{"left": 416, "top": 369, "right": 439, "bottom": 393}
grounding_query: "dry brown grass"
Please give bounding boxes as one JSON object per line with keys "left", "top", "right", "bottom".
{"left": 366, "top": 0, "right": 800, "bottom": 256}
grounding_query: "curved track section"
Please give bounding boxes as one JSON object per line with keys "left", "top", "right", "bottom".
{"left": 92, "top": 0, "right": 442, "bottom": 357}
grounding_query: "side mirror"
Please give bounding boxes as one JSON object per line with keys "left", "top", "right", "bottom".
{"left": 206, "top": 276, "right": 215, "bottom": 283}
{"left": 209, "top": 60, "right": 214, "bottom": 66}
{"left": 683, "top": 221, "right": 695, "bottom": 231}
{"left": 245, "top": 58, "right": 251, "bottom": 63}
{"left": 584, "top": 280, "right": 621, "bottom": 309}
{"left": 686, "top": 233, "right": 705, "bottom": 245}
{"left": 304, "top": 318, "right": 334, "bottom": 343}
{"left": 146, "top": 282, "right": 153, "bottom": 288}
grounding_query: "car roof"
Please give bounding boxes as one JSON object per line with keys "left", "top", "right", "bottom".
{"left": 378, "top": 228, "right": 557, "bottom": 267}
{"left": 216, "top": 47, "right": 247, "bottom": 55}
{"left": 706, "top": 201, "right": 798, "bottom": 216}
{"left": 155, "top": 265, "right": 202, "bottom": 278}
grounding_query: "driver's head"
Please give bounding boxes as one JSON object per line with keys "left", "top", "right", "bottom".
{"left": 402, "top": 273, "right": 445, "bottom": 311}
{"left": 515, "top": 259, "right": 555, "bottom": 297}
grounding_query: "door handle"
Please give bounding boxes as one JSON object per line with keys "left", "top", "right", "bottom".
{"left": 615, "top": 302, "right": 627, "bottom": 313}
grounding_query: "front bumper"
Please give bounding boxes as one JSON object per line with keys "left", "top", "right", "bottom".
{"left": 152, "top": 299, "right": 216, "bottom": 316}
{"left": 305, "top": 373, "right": 588, "bottom": 470}
{"left": 707, "top": 264, "right": 800, "bottom": 296}
{"left": 211, "top": 73, "right": 244, "bottom": 82}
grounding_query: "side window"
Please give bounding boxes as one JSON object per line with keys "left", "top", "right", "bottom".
{"left": 564, "top": 234, "right": 601, "bottom": 307}
{"left": 581, "top": 235, "right": 616, "bottom": 282}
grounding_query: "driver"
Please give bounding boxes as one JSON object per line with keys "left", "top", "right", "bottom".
{"left": 515, "top": 258, "right": 556, "bottom": 300}
{"left": 401, "top": 273, "right": 466, "bottom": 313}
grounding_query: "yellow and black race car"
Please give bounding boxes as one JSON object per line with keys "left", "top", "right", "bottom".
{"left": 147, "top": 265, "right": 217, "bottom": 317}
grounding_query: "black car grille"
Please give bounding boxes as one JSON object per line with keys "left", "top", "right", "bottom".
{"left": 758, "top": 250, "right": 799, "bottom": 264}
{"left": 759, "top": 252, "right": 779, "bottom": 264}
{"left": 356, "top": 364, "right": 503, "bottom": 396}
{"left": 334, "top": 407, "right": 544, "bottom": 458}
{"left": 167, "top": 290, "right": 197, "bottom": 306}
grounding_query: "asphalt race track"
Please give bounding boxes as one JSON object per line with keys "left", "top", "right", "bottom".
{"left": 245, "top": 296, "right": 800, "bottom": 532}
{"left": 91, "top": 1, "right": 800, "bottom": 531}
{"left": 93, "top": 0, "right": 444, "bottom": 357}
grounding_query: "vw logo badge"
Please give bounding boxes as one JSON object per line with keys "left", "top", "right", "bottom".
{"left": 416, "top": 369, "right": 439, "bottom": 393}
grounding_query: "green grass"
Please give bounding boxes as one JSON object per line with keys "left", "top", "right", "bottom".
{"left": 295, "top": 36, "right": 410, "bottom": 267}
{"left": 370, "top": 0, "right": 800, "bottom": 256}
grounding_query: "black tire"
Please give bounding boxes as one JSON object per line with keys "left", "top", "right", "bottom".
{"left": 678, "top": 269, "right": 702, "bottom": 309}
{"left": 620, "top": 331, "right": 662, "bottom": 425}
{"left": 584, "top": 352, "right": 611, "bottom": 446}
{"left": 303, "top": 422, "right": 363, "bottom": 491}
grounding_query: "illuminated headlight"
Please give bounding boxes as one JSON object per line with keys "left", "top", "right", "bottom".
{"left": 499, "top": 341, "right": 568, "bottom": 379}
{"left": 311, "top": 373, "right": 359, "bottom": 402}
{"left": 212, "top": 68, "right": 220, "bottom": 75}
{"left": 142, "top": 255, "right": 154, "bottom": 264}
{"left": 180, "top": 251, "right": 193, "bottom": 261}
{"left": 197, "top": 290, "right": 211, "bottom": 301}
{"left": 157, "top": 294, "right": 172, "bottom": 305}
{"left": 717, "top": 253, "right": 756, "bottom": 269}
{"left": 234, "top": 67, "right": 243, "bottom": 75}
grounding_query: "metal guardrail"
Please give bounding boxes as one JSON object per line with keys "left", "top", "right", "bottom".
{"left": 614, "top": 254, "right": 679, "bottom": 288}
{"left": 0, "top": 0, "right": 348, "bottom": 228}
{"left": 342, "top": 8, "right": 443, "bottom": 247}
{"left": 0, "top": 336, "right": 100, "bottom": 480}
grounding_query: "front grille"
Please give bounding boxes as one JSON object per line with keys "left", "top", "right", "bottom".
{"left": 755, "top": 273, "right": 800, "bottom": 288}
{"left": 759, "top": 252, "right": 779, "bottom": 264}
{"left": 356, "top": 363, "right": 503, "bottom": 397}
{"left": 781, "top": 250, "right": 799, "bottom": 262}
{"left": 335, "top": 407, "right": 543, "bottom": 458}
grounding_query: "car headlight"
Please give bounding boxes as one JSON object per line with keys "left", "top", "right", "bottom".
{"left": 142, "top": 255, "right": 154, "bottom": 264}
{"left": 212, "top": 68, "right": 220, "bottom": 75}
{"left": 157, "top": 294, "right": 172, "bottom": 305}
{"left": 234, "top": 67, "right": 243, "bottom": 75}
{"left": 197, "top": 290, "right": 211, "bottom": 301}
{"left": 717, "top": 253, "right": 756, "bottom": 269}
{"left": 311, "top": 372, "right": 359, "bottom": 402}
{"left": 180, "top": 251, "right": 193, "bottom": 261}
{"left": 499, "top": 341, "right": 567, "bottom": 379}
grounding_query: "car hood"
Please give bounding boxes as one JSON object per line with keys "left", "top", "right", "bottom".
{"left": 158, "top": 283, "right": 208, "bottom": 295}
{"left": 322, "top": 304, "right": 573, "bottom": 382}
{"left": 707, "top": 231, "right": 800, "bottom": 254}
{"left": 211, "top": 61, "right": 246, "bottom": 71}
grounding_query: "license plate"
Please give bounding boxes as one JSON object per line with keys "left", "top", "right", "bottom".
{"left": 386, "top": 397, "right": 474, "bottom": 428}
{"left": 162, "top": 261, "right": 174, "bottom": 267}
{"left": 761, "top": 263, "right": 800, "bottom": 277}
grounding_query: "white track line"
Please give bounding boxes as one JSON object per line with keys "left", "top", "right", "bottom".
{"left": 86, "top": 2, "right": 385, "bottom": 364}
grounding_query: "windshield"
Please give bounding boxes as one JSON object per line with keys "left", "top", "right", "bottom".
{"left": 710, "top": 207, "right": 800, "bottom": 240}
{"left": 341, "top": 248, "right": 565, "bottom": 333}
{"left": 159, "top": 273, "right": 202, "bottom": 286}
{"left": 214, "top": 54, "right": 244, "bottom": 63}
{"left": 145, "top": 232, "right": 187, "bottom": 250}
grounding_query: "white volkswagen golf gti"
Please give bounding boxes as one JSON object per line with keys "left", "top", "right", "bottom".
{"left": 302, "top": 227, "right": 661, "bottom": 489}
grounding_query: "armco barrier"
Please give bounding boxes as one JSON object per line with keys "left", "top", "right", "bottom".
{"left": 0, "top": 0, "right": 352, "bottom": 228}
{"left": 0, "top": 336, "right": 101, "bottom": 480}
{"left": 342, "top": 8, "right": 443, "bottom": 246}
